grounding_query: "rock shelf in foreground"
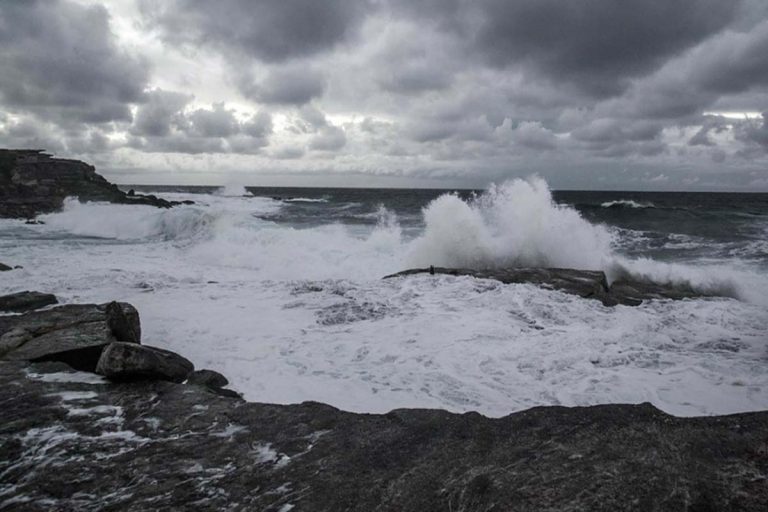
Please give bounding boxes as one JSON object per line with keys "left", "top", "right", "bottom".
{"left": 0, "top": 294, "right": 766, "bottom": 510}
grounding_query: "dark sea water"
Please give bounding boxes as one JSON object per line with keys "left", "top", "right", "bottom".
{"left": 131, "top": 185, "right": 768, "bottom": 268}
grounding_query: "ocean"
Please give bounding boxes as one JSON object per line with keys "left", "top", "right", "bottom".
{"left": 1, "top": 177, "right": 766, "bottom": 417}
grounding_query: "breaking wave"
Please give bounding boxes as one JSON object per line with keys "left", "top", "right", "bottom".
{"left": 600, "top": 199, "right": 655, "bottom": 209}
{"left": 31, "top": 179, "right": 768, "bottom": 304}
{"left": 39, "top": 198, "right": 215, "bottom": 242}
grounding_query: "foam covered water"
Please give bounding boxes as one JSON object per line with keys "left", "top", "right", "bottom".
{"left": 2, "top": 177, "right": 766, "bottom": 417}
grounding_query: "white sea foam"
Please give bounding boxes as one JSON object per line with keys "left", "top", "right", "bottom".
{"left": 3, "top": 178, "right": 767, "bottom": 418}
{"left": 601, "top": 199, "right": 655, "bottom": 208}
{"left": 215, "top": 184, "right": 250, "bottom": 197}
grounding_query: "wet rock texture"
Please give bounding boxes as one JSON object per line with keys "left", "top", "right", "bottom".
{"left": 385, "top": 267, "right": 709, "bottom": 306}
{"left": 0, "top": 302, "right": 140, "bottom": 370}
{"left": 0, "top": 360, "right": 766, "bottom": 511}
{"left": 0, "top": 291, "right": 58, "bottom": 313}
{"left": 96, "top": 342, "right": 194, "bottom": 383}
{"left": 0, "top": 149, "right": 187, "bottom": 218}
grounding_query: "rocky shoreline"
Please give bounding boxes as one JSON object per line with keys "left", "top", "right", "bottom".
{"left": 0, "top": 149, "right": 190, "bottom": 219}
{"left": 1, "top": 149, "right": 766, "bottom": 509}
{"left": 1, "top": 292, "right": 767, "bottom": 510}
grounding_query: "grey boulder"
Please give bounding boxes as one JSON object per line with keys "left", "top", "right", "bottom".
{"left": 0, "top": 301, "right": 140, "bottom": 371}
{"left": 0, "top": 291, "right": 58, "bottom": 313}
{"left": 96, "top": 342, "right": 194, "bottom": 383}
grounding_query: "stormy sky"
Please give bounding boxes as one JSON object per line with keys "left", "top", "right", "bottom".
{"left": 1, "top": 0, "right": 767, "bottom": 190}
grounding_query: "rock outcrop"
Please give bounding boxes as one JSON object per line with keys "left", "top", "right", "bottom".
{"left": 0, "top": 149, "right": 188, "bottom": 218}
{"left": 96, "top": 341, "right": 194, "bottom": 383}
{"left": 0, "top": 291, "right": 58, "bottom": 313}
{"left": 0, "top": 301, "right": 140, "bottom": 370}
{"left": 384, "top": 267, "right": 711, "bottom": 306}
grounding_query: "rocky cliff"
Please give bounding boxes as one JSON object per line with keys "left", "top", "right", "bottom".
{"left": 0, "top": 149, "right": 185, "bottom": 218}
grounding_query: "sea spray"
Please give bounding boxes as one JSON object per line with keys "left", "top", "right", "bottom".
{"left": 407, "top": 177, "right": 615, "bottom": 270}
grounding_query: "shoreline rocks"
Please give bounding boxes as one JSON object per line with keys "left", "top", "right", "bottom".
{"left": 1, "top": 358, "right": 767, "bottom": 511}
{"left": 0, "top": 291, "right": 58, "bottom": 313}
{"left": 0, "top": 149, "right": 191, "bottom": 219}
{"left": 384, "top": 266, "right": 712, "bottom": 306}
{"left": 2, "top": 298, "right": 766, "bottom": 510}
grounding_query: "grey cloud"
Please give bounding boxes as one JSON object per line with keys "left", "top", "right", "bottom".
{"left": 188, "top": 104, "right": 240, "bottom": 138}
{"left": 244, "top": 66, "right": 326, "bottom": 105}
{"left": 735, "top": 112, "right": 768, "bottom": 151}
{"left": 128, "top": 95, "right": 272, "bottom": 154}
{"left": 603, "top": 21, "right": 768, "bottom": 121}
{"left": 0, "top": 0, "right": 149, "bottom": 124}
{"left": 310, "top": 126, "right": 347, "bottom": 151}
{"left": 243, "top": 111, "right": 273, "bottom": 138}
{"left": 140, "top": 0, "right": 373, "bottom": 63}
{"left": 512, "top": 122, "right": 558, "bottom": 150}
{"left": 132, "top": 90, "right": 193, "bottom": 137}
{"left": 470, "top": 0, "right": 739, "bottom": 97}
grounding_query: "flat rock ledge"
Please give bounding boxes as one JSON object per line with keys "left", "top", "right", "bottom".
{"left": 1, "top": 298, "right": 767, "bottom": 510}
{"left": 384, "top": 267, "right": 710, "bottom": 306}
{"left": 0, "top": 149, "right": 191, "bottom": 219}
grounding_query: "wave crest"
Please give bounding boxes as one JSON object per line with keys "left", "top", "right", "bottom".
{"left": 407, "top": 177, "right": 615, "bottom": 270}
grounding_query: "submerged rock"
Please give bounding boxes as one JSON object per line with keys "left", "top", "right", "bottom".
{"left": 0, "top": 291, "right": 58, "bottom": 313}
{"left": 385, "top": 267, "right": 714, "bottom": 306}
{"left": 1, "top": 360, "right": 767, "bottom": 511}
{"left": 0, "top": 149, "right": 191, "bottom": 218}
{"left": 0, "top": 302, "right": 140, "bottom": 371}
{"left": 96, "top": 342, "right": 194, "bottom": 383}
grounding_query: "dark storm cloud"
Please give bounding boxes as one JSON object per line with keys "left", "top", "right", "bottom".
{"left": 470, "top": 0, "right": 740, "bottom": 97}
{"left": 139, "top": 0, "right": 373, "bottom": 63}
{"left": 0, "top": 0, "right": 149, "bottom": 124}
{"left": 612, "top": 20, "right": 768, "bottom": 121}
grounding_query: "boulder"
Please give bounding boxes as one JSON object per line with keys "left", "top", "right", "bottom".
{"left": 96, "top": 342, "right": 194, "bottom": 383}
{"left": 0, "top": 302, "right": 141, "bottom": 371}
{"left": 0, "top": 291, "right": 58, "bottom": 313}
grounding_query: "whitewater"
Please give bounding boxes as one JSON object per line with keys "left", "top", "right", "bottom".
{"left": 1, "top": 177, "right": 766, "bottom": 417}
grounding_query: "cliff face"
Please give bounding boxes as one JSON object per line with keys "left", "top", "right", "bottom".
{"left": 0, "top": 149, "right": 179, "bottom": 218}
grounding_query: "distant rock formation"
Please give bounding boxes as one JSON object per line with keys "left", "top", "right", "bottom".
{"left": 1, "top": 294, "right": 766, "bottom": 510}
{"left": 384, "top": 267, "right": 712, "bottom": 306}
{"left": 0, "top": 149, "right": 188, "bottom": 218}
